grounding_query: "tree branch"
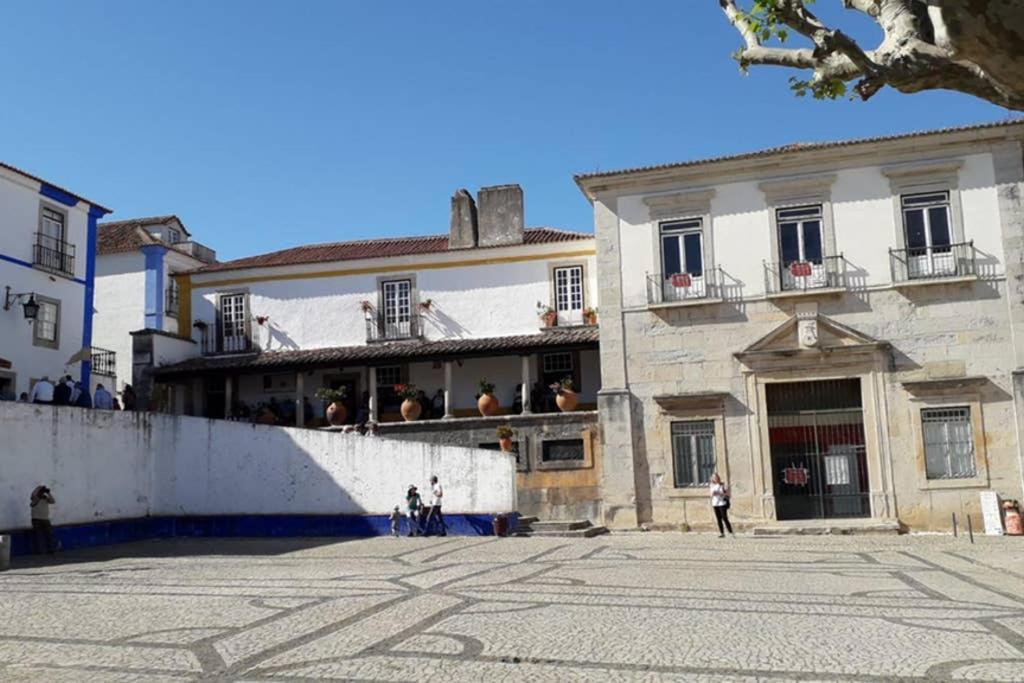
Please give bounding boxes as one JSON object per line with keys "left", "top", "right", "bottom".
{"left": 718, "top": 0, "right": 760, "bottom": 49}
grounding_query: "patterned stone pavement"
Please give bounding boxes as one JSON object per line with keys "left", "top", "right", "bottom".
{"left": 2, "top": 533, "right": 1024, "bottom": 682}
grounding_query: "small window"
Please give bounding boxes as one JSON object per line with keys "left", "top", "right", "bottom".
{"left": 541, "top": 352, "right": 577, "bottom": 392}
{"left": 166, "top": 228, "right": 181, "bottom": 244}
{"left": 553, "top": 265, "right": 584, "bottom": 325}
{"left": 922, "top": 407, "right": 976, "bottom": 479}
{"left": 376, "top": 365, "right": 403, "bottom": 411}
{"left": 671, "top": 420, "right": 716, "bottom": 487}
{"left": 541, "top": 439, "right": 585, "bottom": 462}
{"left": 33, "top": 297, "right": 60, "bottom": 349}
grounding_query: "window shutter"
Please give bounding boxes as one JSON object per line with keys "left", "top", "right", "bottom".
{"left": 214, "top": 295, "right": 224, "bottom": 353}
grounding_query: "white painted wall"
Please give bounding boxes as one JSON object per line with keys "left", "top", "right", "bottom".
{"left": 0, "top": 401, "right": 516, "bottom": 530}
{"left": 614, "top": 150, "right": 1006, "bottom": 308}
{"left": 93, "top": 252, "right": 145, "bottom": 392}
{"left": 0, "top": 169, "right": 92, "bottom": 397}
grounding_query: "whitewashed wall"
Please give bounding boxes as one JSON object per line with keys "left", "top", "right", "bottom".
{"left": 0, "top": 169, "right": 92, "bottom": 397}
{"left": 94, "top": 252, "right": 145, "bottom": 391}
{"left": 0, "top": 402, "right": 516, "bottom": 530}
{"left": 615, "top": 151, "right": 1006, "bottom": 308}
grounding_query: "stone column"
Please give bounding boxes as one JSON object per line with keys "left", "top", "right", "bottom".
{"left": 443, "top": 361, "right": 454, "bottom": 418}
{"left": 295, "top": 371, "right": 305, "bottom": 428}
{"left": 520, "top": 355, "right": 532, "bottom": 414}
{"left": 224, "top": 375, "right": 233, "bottom": 419}
{"left": 368, "top": 367, "right": 378, "bottom": 423}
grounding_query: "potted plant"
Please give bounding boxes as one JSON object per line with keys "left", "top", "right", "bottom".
{"left": 583, "top": 306, "right": 598, "bottom": 326}
{"left": 536, "top": 302, "right": 557, "bottom": 327}
{"left": 315, "top": 386, "right": 348, "bottom": 426}
{"left": 551, "top": 377, "right": 578, "bottom": 412}
{"left": 395, "top": 383, "right": 421, "bottom": 421}
{"left": 496, "top": 425, "right": 515, "bottom": 452}
{"left": 477, "top": 378, "right": 499, "bottom": 416}
{"left": 419, "top": 298, "right": 434, "bottom": 311}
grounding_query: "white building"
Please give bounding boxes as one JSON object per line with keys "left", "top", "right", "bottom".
{"left": 93, "top": 215, "right": 216, "bottom": 394}
{"left": 0, "top": 161, "right": 111, "bottom": 400}
{"left": 576, "top": 120, "right": 1024, "bottom": 532}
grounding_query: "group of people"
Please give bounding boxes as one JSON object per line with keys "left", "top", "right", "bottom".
{"left": 391, "top": 475, "right": 447, "bottom": 537}
{"left": 14, "top": 375, "right": 136, "bottom": 411}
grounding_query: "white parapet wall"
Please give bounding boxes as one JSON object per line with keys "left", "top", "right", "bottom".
{"left": 0, "top": 402, "right": 516, "bottom": 532}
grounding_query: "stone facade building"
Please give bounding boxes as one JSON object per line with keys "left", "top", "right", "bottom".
{"left": 576, "top": 121, "right": 1024, "bottom": 532}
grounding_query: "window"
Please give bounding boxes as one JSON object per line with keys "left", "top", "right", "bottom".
{"left": 376, "top": 365, "right": 402, "bottom": 412}
{"left": 165, "top": 278, "right": 180, "bottom": 317}
{"left": 922, "top": 407, "right": 976, "bottom": 479}
{"left": 660, "top": 219, "right": 706, "bottom": 299}
{"left": 777, "top": 205, "right": 826, "bottom": 290}
{"left": 36, "top": 205, "right": 73, "bottom": 277}
{"left": 32, "top": 297, "right": 60, "bottom": 349}
{"left": 218, "top": 293, "right": 249, "bottom": 353}
{"left": 39, "top": 206, "right": 65, "bottom": 246}
{"left": 541, "top": 352, "right": 577, "bottom": 394}
{"left": 553, "top": 265, "right": 584, "bottom": 325}
{"left": 381, "top": 279, "right": 412, "bottom": 339}
{"left": 541, "top": 439, "right": 585, "bottom": 462}
{"left": 671, "top": 420, "right": 716, "bottom": 487}
{"left": 902, "top": 192, "right": 955, "bottom": 278}
{"left": 166, "top": 228, "right": 181, "bottom": 244}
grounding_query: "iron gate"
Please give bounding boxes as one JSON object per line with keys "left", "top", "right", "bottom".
{"left": 767, "top": 379, "right": 870, "bottom": 520}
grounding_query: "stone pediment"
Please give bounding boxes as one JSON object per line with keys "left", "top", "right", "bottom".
{"left": 735, "top": 313, "right": 886, "bottom": 364}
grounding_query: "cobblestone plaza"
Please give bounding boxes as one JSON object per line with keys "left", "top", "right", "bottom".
{"left": 2, "top": 534, "right": 1024, "bottom": 681}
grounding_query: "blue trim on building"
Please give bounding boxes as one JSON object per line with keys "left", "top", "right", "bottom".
{"left": 141, "top": 244, "right": 167, "bottom": 331}
{"left": 3, "top": 512, "right": 519, "bottom": 557}
{"left": 80, "top": 205, "right": 110, "bottom": 389}
{"left": 0, "top": 252, "right": 87, "bottom": 285}
{"left": 39, "top": 183, "right": 79, "bottom": 207}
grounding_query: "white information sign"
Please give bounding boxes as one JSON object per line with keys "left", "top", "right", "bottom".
{"left": 980, "top": 490, "right": 1004, "bottom": 536}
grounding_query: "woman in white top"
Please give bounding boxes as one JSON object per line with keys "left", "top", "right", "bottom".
{"left": 709, "top": 473, "right": 734, "bottom": 538}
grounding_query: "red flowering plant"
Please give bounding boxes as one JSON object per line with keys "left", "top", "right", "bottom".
{"left": 394, "top": 383, "right": 418, "bottom": 399}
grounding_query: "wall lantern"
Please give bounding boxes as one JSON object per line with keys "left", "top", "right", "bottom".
{"left": 3, "top": 286, "right": 39, "bottom": 320}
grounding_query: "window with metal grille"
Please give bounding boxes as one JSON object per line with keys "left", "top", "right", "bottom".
{"left": 381, "top": 279, "right": 412, "bottom": 338}
{"left": 921, "top": 407, "right": 976, "bottom": 479}
{"left": 671, "top": 420, "right": 716, "bottom": 487}
{"left": 553, "top": 266, "right": 584, "bottom": 325}
{"left": 541, "top": 439, "right": 585, "bottom": 462}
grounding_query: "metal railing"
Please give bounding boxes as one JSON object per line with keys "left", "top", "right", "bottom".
{"left": 33, "top": 233, "right": 76, "bottom": 278}
{"left": 764, "top": 254, "right": 846, "bottom": 294}
{"left": 646, "top": 268, "right": 722, "bottom": 305}
{"left": 199, "top": 325, "right": 257, "bottom": 355}
{"left": 889, "top": 241, "right": 977, "bottom": 283}
{"left": 165, "top": 284, "right": 180, "bottom": 317}
{"left": 90, "top": 347, "right": 116, "bottom": 376}
{"left": 366, "top": 312, "right": 422, "bottom": 342}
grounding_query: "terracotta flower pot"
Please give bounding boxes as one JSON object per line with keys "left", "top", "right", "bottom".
{"left": 542, "top": 312, "right": 557, "bottom": 327}
{"left": 326, "top": 401, "right": 347, "bottom": 426}
{"left": 401, "top": 398, "right": 422, "bottom": 421}
{"left": 478, "top": 393, "right": 500, "bottom": 417}
{"left": 499, "top": 436, "right": 513, "bottom": 452}
{"left": 584, "top": 313, "right": 597, "bottom": 326}
{"left": 556, "top": 389, "right": 578, "bottom": 412}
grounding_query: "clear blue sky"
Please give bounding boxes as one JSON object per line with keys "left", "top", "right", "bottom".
{"left": 0, "top": 1, "right": 1013, "bottom": 260}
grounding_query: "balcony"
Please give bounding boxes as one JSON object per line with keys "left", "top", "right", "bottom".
{"left": 165, "top": 285, "right": 180, "bottom": 318}
{"left": 33, "top": 233, "right": 76, "bottom": 278}
{"left": 764, "top": 255, "right": 847, "bottom": 297}
{"left": 646, "top": 268, "right": 723, "bottom": 307}
{"left": 889, "top": 241, "right": 977, "bottom": 285}
{"left": 90, "top": 347, "right": 116, "bottom": 376}
{"left": 366, "top": 312, "right": 422, "bottom": 343}
{"left": 199, "top": 325, "right": 257, "bottom": 356}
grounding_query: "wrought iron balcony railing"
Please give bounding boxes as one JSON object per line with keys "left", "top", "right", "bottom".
{"left": 33, "top": 233, "right": 76, "bottom": 278}
{"left": 198, "top": 325, "right": 257, "bottom": 356}
{"left": 646, "top": 267, "right": 723, "bottom": 305}
{"left": 764, "top": 254, "right": 846, "bottom": 295}
{"left": 889, "top": 241, "right": 977, "bottom": 283}
{"left": 90, "top": 347, "right": 116, "bottom": 376}
{"left": 366, "top": 312, "right": 422, "bottom": 343}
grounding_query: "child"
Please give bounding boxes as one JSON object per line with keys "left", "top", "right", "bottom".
{"left": 389, "top": 506, "right": 402, "bottom": 537}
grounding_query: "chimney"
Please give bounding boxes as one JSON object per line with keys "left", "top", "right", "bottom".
{"left": 477, "top": 184, "right": 524, "bottom": 248}
{"left": 449, "top": 189, "right": 478, "bottom": 249}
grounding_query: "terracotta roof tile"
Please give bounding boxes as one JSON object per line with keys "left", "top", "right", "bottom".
{"left": 192, "top": 227, "right": 593, "bottom": 274}
{"left": 96, "top": 222, "right": 164, "bottom": 255}
{"left": 154, "top": 327, "right": 599, "bottom": 378}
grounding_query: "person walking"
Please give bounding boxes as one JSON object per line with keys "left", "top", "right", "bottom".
{"left": 424, "top": 475, "right": 448, "bottom": 537}
{"left": 30, "top": 485, "right": 57, "bottom": 554}
{"left": 94, "top": 384, "right": 114, "bottom": 410}
{"left": 709, "top": 472, "right": 734, "bottom": 538}
{"left": 29, "top": 376, "right": 54, "bottom": 404}
{"left": 405, "top": 485, "right": 423, "bottom": 537}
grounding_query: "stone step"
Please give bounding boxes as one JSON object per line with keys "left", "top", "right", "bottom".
{"left": 751, "top": 519, "right": 904, "bottom": 536}
{"left": 518, "top": 520, "right": 593, "bottom": 532}
{"left": 516, "top": 516, "right": 539, "bottom": 526}
{"left": 515, "top": 526, "right": 609, "bottom": 538}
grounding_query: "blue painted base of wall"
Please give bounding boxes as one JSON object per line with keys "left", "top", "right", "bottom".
{"left": 2, "top": 512, "right": 519, "bottom": 558}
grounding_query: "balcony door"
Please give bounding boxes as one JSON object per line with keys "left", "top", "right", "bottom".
{"left": 778, "top": 205, "right": 825, "bottom": 290}
{"left": 218, "top": 293, "right": 249, "bottom": 353}
{"left": 660, "top": 219, "right": 705, "bottom": 301}
{"left": 38, "top": 206, "right": 71, "bottom": 275}
{"left": 902, "top": 191, "right": 955, "bottom": 278}
{"left": 381, "top": 279, "right": 412, "bottom": 339}
{"left": 554, "top": 265, "right": 584, "bottom": 326}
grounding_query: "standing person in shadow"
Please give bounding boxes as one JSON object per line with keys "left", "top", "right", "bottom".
{"left": 30, "top": 485, "right": 57, "bottom": 554}
{"left": 424, "top": 475, "right": 448, "bottom": 537}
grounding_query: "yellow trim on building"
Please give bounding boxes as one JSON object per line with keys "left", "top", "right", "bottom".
{"left": 191, "top": 249, "right": 597, "bottom": 290}
{"left": 173, "top": 273, "right": 192, "bottom": 340}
